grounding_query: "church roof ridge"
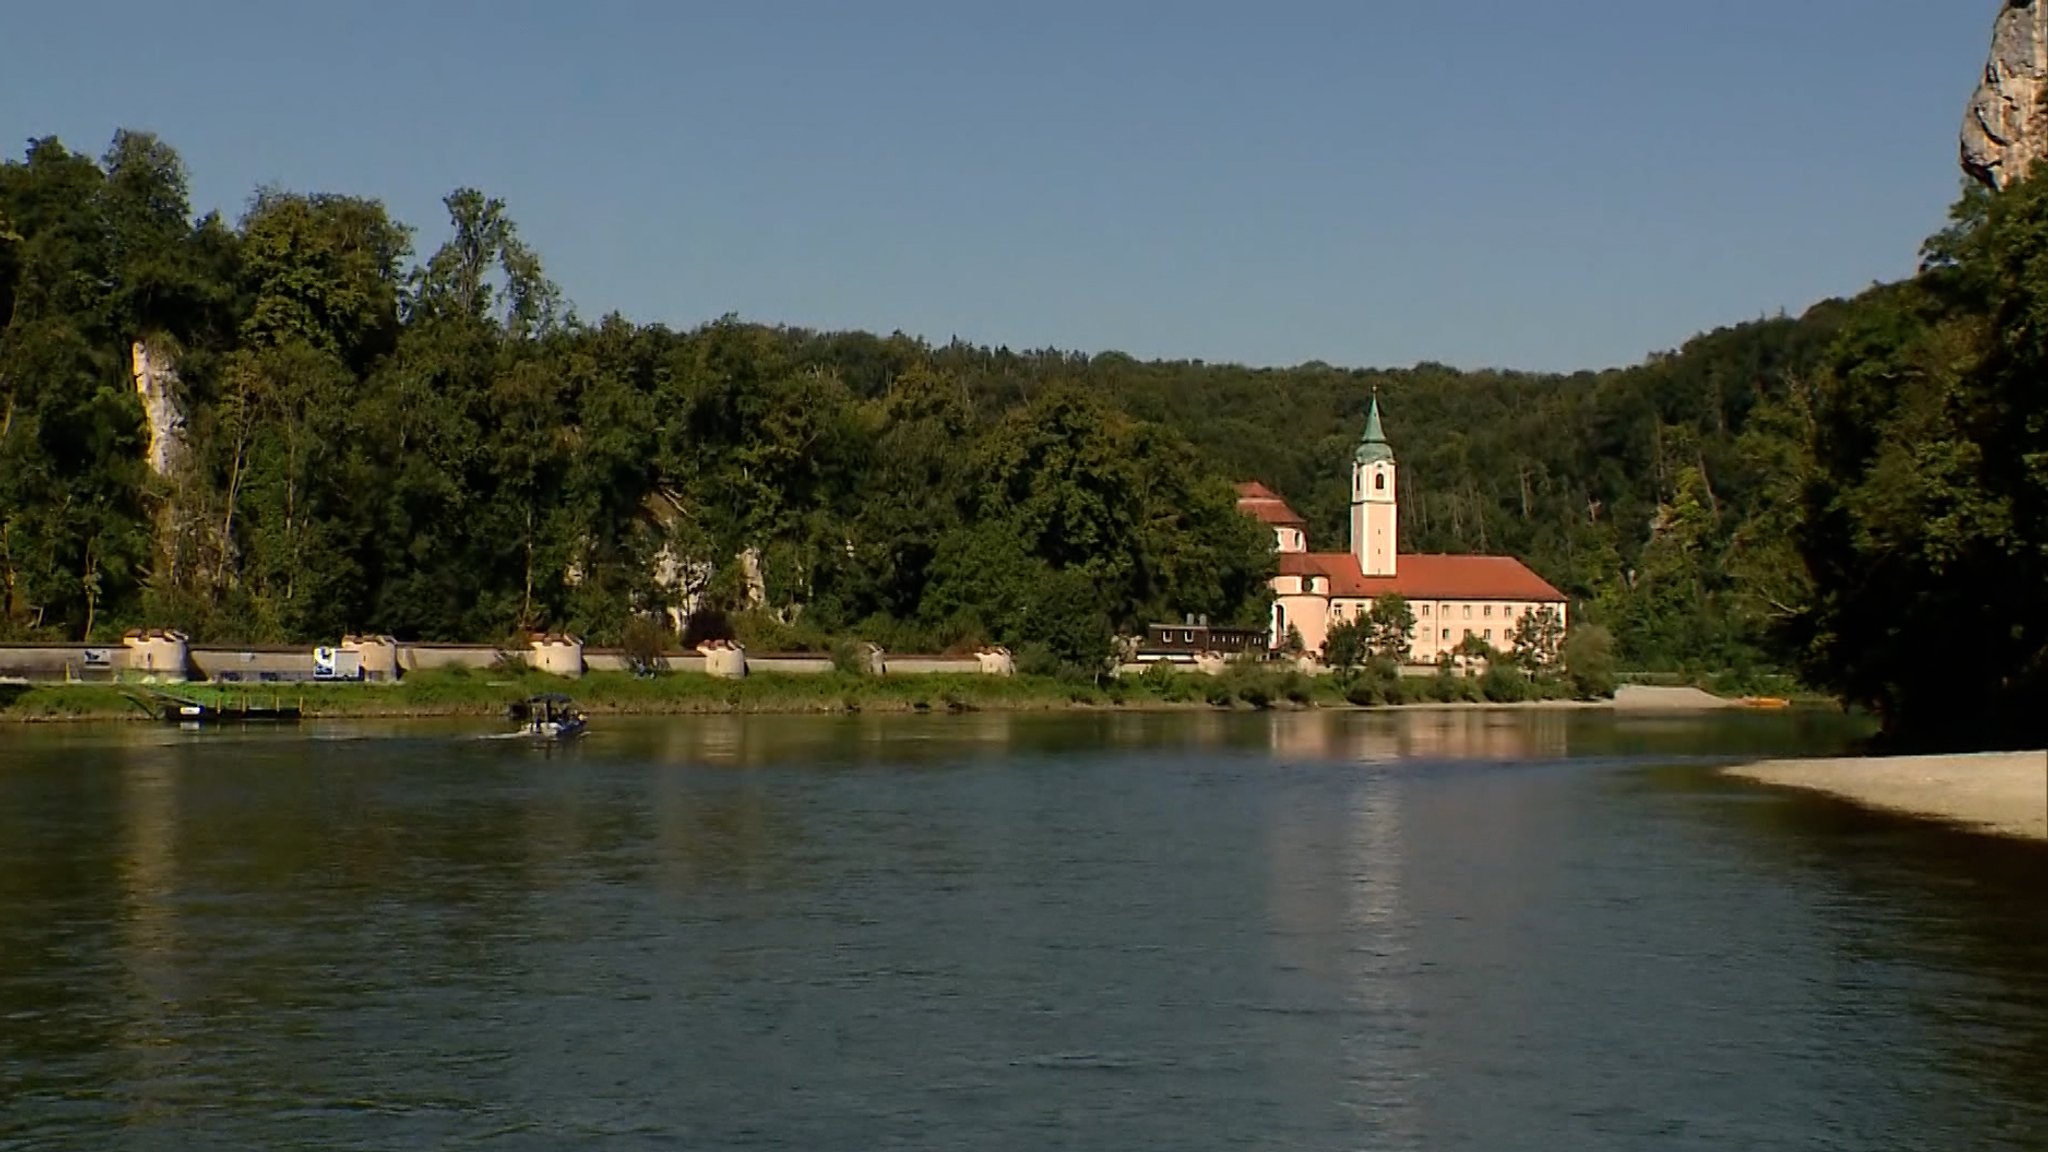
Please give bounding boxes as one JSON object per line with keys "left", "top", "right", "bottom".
{"left": 1277, "top": 551, "right": 1565, "bottom": 602}
{"left": 1234, "top": 480, "right": 1308, "bottom": 527}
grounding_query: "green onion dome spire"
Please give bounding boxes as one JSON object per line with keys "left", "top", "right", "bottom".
{"left": 1354, "top": 392, "right": 1394, "bottom": 464}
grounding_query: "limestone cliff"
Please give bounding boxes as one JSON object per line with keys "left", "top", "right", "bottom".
{"left": 1964, "top": 0, "right": 2048, "bottom": 189}
{"left": 131, "top": 337, "right": 186, "bottom": 478}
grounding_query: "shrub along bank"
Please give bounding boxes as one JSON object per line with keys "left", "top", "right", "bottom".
{"left": 0, "top": 662, "right": 1618, "bottom": 722}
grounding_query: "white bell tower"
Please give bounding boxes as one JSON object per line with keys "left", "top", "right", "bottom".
{"left": 1349, "top": 393, "right": 1398, "bottom": 578}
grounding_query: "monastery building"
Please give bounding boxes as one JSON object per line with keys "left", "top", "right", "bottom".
{"left": 1236, "top": 397, "right": 1567, "bottom": 662}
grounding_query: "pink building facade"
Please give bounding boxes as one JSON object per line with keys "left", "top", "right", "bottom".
{"left": 1240, "top": 397, "right": 1567, "bottom": 663}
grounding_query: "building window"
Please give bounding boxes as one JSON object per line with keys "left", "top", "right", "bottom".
{"left": 1441, "top": 629, "right": 1450, "bottom": 640}
{"left": 1484, "top": 605, "right": 1493, "bottom": 618}
{"left": 1421, "top": 604, "right": 1431, "bottom": 618}
{"left": 1463, "top": 605, "right": 1472, "bottom": 620}
{"left": 1484, "top": 628, "right": 1493, "bottom": 640}
{"left": 1375, "top": 473, "right": 1386, "bottom": 492}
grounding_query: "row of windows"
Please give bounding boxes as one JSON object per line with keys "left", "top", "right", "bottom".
{"left": 1419, "top": 603, "right": 1531, "bottom": 620}
{"left": 1323, "top": 603, "right": 1547, "bottom": 621}
{"left": 1310, "top": 599, "right": 1558, "bottom": 628}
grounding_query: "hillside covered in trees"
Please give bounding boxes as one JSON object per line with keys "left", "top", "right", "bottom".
{"left": 3, "top": 130, "right": 2045, "bottom": 744}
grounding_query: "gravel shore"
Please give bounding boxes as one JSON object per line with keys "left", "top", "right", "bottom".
{"left": 1727, "top": 751, "right": 2048, "bottom": 841}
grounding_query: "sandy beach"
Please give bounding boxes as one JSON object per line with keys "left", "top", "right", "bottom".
{"left": 1612, "top": 685, "right": 1734, "bottom": 712}
{"left": 1728, "top": 751, "right": 2048, "bottom": 841}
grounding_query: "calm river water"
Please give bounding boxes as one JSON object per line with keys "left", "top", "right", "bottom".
{"left": 2, "top": 709, "right": 2045, "bottom": 1150}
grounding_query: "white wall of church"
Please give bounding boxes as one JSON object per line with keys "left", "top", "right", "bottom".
{"left": 1288, "top": 596, "right": 1567, "bottom": 665}
{"left": 1408, "top": 600, "right": 1567, "bottom": 663}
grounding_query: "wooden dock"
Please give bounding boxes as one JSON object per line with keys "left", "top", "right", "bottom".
{"left": 129, "top": 691, "right": 303, "bottom": 725}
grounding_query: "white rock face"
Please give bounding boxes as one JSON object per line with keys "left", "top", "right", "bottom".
{"left": 737, "top": 547, "right": 768, "bottom": 610}
{"left": 1964, "top": 0, "right": 2048, "bottom": 190}
{"left": 130, "top": 338, "right": 186, "bottom": 478}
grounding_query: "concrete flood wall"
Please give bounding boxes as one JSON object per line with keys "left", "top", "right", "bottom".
{"left": 884, "top": 656, "right": 984, "bottom": 676}
{"left": 190, "top": 647, "right": 318, "bottom": 682}
{"left": 0, "top": 644, "right": 121, "bottom": 681}
{"left": 746, "top": 654, "right": 832, "bottom": 676}
{"left": 581, "top": 650, "right": 712, "bottom": 676}
{"left": 400, "top": 644, "right": 509, "bottom": 673}
{"left": 0, "top": 641, "right": 1033, "bottom": 684}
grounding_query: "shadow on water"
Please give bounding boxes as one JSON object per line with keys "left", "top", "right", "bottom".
{"left": 1682, "top": 765, "right": 2048, "bottom": 1144}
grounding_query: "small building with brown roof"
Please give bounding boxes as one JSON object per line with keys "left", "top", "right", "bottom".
{"left": 1243, "top": 397, "right": 1566, "bottom": 662}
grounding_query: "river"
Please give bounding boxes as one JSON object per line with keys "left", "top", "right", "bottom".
{"left": 2, "top": 709, "right": 2044, "bottom": 1150}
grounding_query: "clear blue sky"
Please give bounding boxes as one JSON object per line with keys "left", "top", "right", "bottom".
{"left": 1, "top": 0, "right": 1994, "bottom": 372}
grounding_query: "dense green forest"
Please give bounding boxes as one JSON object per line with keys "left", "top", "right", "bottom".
{"left": 3, "top": 130, "right": 2045, "bottom": 744}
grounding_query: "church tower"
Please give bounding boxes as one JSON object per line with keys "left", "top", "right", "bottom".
{"left": 1349, "top": 394, "right": 1397, "bottom": 577}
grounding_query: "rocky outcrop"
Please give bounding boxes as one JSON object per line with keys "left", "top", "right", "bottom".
{"left": 736, "top": 546, "right": 769, "bottom": 610}
{"left": 130, "top": 337, "right": 186, "bottom": 478}
{"left": 1963, "top": 0, "right": 2048, "bottom": 190}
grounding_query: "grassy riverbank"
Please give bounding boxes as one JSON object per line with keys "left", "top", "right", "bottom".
{"left": 0, "top": 663, "right": 1622, "bottom": 723}
{"left": 0, "top": 669, "right": 1096, "bottom": 722}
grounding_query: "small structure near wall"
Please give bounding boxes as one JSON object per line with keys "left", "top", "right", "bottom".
{"left": 855, "top": 643, "right": 887, "bottom": 677}
{"left": 122, "top": 629, "right": 190, "bottom": 683}
{"left": 341, "top": 635, "right": 402, "bottom": 681}
{"left": 975, "top": 647, "right": 1015, "bottom": 677}
{"left": 700, "top": 639, "right": 748, "bottom": 679}
{"left": 1286, "top": 652, "right": 1326, "bottom": 677}
{"left": 313, "top": 646, "right": 364, "bottom": 681}
{"left": 529, "top": 633, "right": 585, "bottom": 679}
{"left": 1135, "top": 618, "right": 1269, "bottom": 665}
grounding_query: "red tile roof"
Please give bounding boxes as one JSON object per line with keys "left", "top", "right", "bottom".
{"left": 1277, "top": 552, "right": 1565, "bottom": 602}
{"left": 1234, "top": 481, "right": 1307, "bottom": 527}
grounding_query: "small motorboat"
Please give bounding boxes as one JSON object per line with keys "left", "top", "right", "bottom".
{"left": 508, "top": 693, "right": 588, "bottom": 739}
